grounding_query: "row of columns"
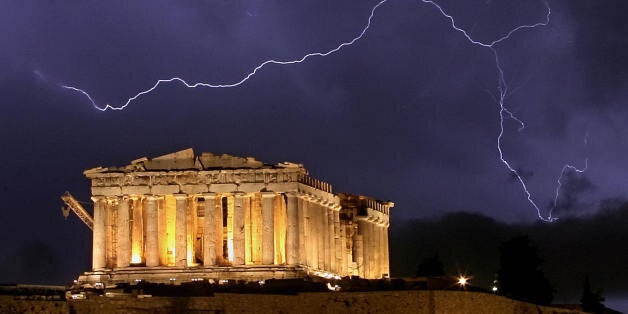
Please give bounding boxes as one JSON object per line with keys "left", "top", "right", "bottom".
{"left": 355, "top": 217, "right": 389, "bottom": 278}
{"left": 297, "top": 195, "right": 347, "bottom": 276}
{"left": 92, "top": 192, "right": 300, "bottom": 270}
{"left": 91, "top": 192, "right": 389, "bottom": 279}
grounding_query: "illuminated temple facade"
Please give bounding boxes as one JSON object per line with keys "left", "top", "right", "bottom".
{"left": 79, "top": 149, "right": 392, "bottom": 285}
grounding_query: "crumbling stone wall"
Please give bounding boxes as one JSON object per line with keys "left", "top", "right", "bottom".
{"left": 0, "top": 291, "right": 583, "bottom": 314}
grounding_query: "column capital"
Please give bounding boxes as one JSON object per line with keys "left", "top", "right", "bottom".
{"left": 261, "top": 191, "right": 276, "bottom": 198}
{"left": 297, "top": 193, "right": 313, "bottom": 201}
{"left": 144, "top": 194, "right": 158, "bottom": 201}
{"left": 323, "top": 202, "right": 341, "bottom": 211}
{"left": 173, "top": 193, "right": 188, "bottom": 200}
{"left": 91, "top": 195, "right": 106, "bottom": 203}
{"left": 104, "top": 196, "right": 119, "bottom": 205}
{"left": 129, "top": 194, "right": 144, "bottom": 201}
{"left": 202, "top": 192, "right": 216, "bottom": 198}
{"left": 233, "top": 191, "right": 246, "bottom": 197}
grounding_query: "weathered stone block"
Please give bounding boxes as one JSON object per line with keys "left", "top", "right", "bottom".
{"left": 143, "top": 148, "right": 199, "bottom": 170}
{"left": 151, "top": 184, "right": 180, "bottom": 195}
{"left": 209, "top": 184, "right": 238, "bottom": 193}
{"left": 180, "top": 184, "right": 209, "bottom": 194}
{"left": 91, "top": 186, "right": 122, "bottom": 196}
{"left": 266, "top": 182, "right": 298, "bottom": 192}
{"left": 121, "top": 185, "right": 150, "bottom": 195}
{"left": 237, "top": 183, "right": 266, "bottom": 192}
{"left": 199, "top": 152, "right": 263, "bottom": 169}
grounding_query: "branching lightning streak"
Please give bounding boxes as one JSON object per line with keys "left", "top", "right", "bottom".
{"left": 60, "top": 0, "right": 390, "bottom": 111}
{"left": 60, "top": 0, "right": 586, "bottom": 221}
{"left": 420, "top": 0, "right": 587, "bottom": 222}
{"left": 550, "top": 159, "right": 588, "bottom": 220}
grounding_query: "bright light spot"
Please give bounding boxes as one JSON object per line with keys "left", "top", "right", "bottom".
{"left": 492, "top": 286, "right": 498, "bottom": 292}
{"left": 326, "top": 282, "right": 341, "bottom": 291}
{"left": 70, "top": 293, "right": 86, "bottom": 300}
{"left": 131, "top": 253, "right": 142, "bottom": 264}
{"left": 457, "top": 276, "right": 468, "bottom": 287}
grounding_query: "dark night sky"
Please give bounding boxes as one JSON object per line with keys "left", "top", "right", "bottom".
{"left": 1, "top": 0, "right": 627, "bottom": 311}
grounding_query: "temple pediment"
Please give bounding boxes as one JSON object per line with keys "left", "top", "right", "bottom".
{"left": 143, "top": 148, "right": 199, "bottom": 170}
{"left": 198, "top": 152, "right": 264, "bottom": 169}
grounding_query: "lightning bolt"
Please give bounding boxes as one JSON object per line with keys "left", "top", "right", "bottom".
{"left": 420, "top": 0, "right": 588, "bottom": 222}
{"left": 550, "top": 159, "right": 589, "bottom": 220}
{"left": 60, "top": 0, "right": 390, "bottom": 111}
{"left": 59, "top": 0, "right": 587, "bottom": 221}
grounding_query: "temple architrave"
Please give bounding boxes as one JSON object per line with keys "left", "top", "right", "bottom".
{"left": 77, "top": 149, "right": 392, "bottom": 286}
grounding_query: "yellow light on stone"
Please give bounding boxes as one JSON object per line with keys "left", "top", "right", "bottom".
{"left": 186, "top": 197, "right": 197, "bottom": 266}
{"left": 131, "top": 197, "right": 144, "bottom": 264}
{"left": 227, "top": 195, "right": 235, "bottom": 262}
{"left": 274, "top": 195, "right": 287, "bottom": 264}
{"left": 165, "top": 195, "right": 177, "bottom": 266}
{"left": 131, "top": 254, "right": 142, "bottom": 264}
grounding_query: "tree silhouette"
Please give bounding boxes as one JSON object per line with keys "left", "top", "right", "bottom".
{"left": 416, "top": 254, "right": 445, "bottom": 277}
{"left": 580, "top": 276, "right": 605, "bottom": 313}
{"left": 497, "top": 236, "right": 554, "bottom": 305}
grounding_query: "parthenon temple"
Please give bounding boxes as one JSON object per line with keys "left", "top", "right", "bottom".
{"left": 77, "top": 149, "right": 392, "bottom": 285}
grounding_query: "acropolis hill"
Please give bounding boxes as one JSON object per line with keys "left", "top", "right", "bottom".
{"left": 0, "top": 149, "right": 587, "bottom": 314}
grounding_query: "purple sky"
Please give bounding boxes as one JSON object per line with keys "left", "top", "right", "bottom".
{"left": 0, "top": 0, "right": 626, "bottom": 310}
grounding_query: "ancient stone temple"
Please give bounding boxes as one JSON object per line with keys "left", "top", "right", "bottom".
{"left": 77, "top": 149, "right": 392, "bottom": 285}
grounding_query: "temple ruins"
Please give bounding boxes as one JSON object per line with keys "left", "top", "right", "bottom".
{"left": 72, "top": 149, "right": 392, "bottom": 286}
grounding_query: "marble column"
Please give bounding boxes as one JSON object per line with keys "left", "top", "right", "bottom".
{"left": 233, "top": 192, "right": 245, "bottom": 265}
{"left": 145, "top": 195, "right": 159, "bottom": 267}
{"left": 309, "top": 200, "right": 318, "bottom": 269}
{"left": 368, "top": 222, "right": 375, "bottom": 278}
{"left": 286, "top": 192, "right": 298, "bottom": 265}
{"left": 91, "top": 196, "right": 106, "bottom": 270}
{"left": 174, "top": 194, "right": 188, "bottom": 267}
{"left": 317, "top": 203, "right": 325, "bottom": 270}
{"left": 215, "top": 195, "right": 225, "bottom": 264}
{"left": 371, "top": 222, "right": 378, "bottom": 278}
{"left": 261, "top": 192, "right": 275, "bottom": 265}
{"left": 203, "top": 193, "right": 216, "bottom": 266}
{"left": 116, "top": 196, "right": 130, "bottom": 268}
{"left": 297, "top": 196, "right": 306, "bottom": 265}
{"left": 333, "top": 209, "right": 341, "bottom": 274}
{"left": 383, "top": 223, "right": 390, "bottom": 276}
{"left": 345, "top": 229, "right": 352, "bottom": 276}
{"left": 250, "top": 194, "right": 263, "bottom": 264}
{"left": 373, "top": 221, "right": 382, "bottom": 278}
{"left": 104, "top": 200, "right": 114, "bottom": 269}
{"left": 303, "top": 198, "right": 315, "bottom": 268}
{"left": 326, "top": 206, "right": 334, "bottom": 272}
{"left": 355, "top": 220, "right": 366, "bottom": 278}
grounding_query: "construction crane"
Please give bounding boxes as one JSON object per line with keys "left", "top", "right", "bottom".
{"left": 60, "top": 191, "right": 94, "bottom": 230}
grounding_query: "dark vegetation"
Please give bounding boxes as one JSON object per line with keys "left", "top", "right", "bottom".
{"left": 497, "top": 236, "right": 553, "bottom": 305}
{"left": 390, "top": 201, "right": 628, "bottom": 305}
